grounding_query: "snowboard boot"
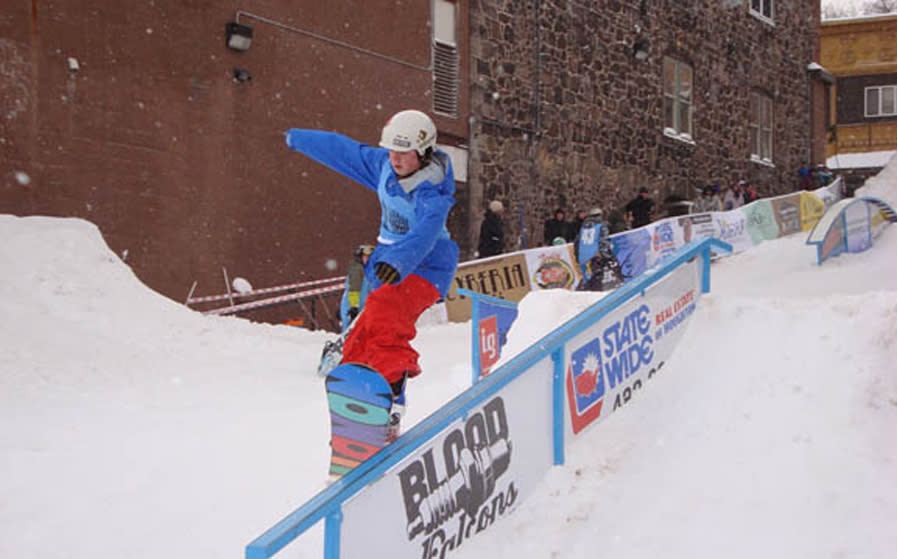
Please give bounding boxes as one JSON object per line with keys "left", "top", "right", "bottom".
{"left": 387, "top": 374, "right": 408, "bottom": 442}
{"left": 317, "top": 337, "right": 344, "bottom": 377}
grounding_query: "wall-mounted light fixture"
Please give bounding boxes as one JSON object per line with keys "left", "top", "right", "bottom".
{"left": 632, "top": 38, "right": 650, "bottom": 61}
{"left": 226, "top": 21, "right": 253, "bottom": 51}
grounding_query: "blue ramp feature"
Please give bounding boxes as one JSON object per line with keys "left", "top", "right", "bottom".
{"left": 806, "top": 196, "right": 896, "bottom": 265}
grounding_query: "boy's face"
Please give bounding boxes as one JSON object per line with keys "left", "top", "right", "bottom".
{"left": 388, "top": 150, "right": 421, "bottom": 177}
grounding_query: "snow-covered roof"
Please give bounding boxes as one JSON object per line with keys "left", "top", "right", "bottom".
{"left": 826, "top": 150, "right": 897, "bottom": 170}
{"left": 822, "top": 12, "right": 897, "bottom": 23}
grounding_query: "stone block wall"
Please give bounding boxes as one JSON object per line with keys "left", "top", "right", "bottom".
{"left": 467, "top": 0, "right": 820, "bottom": 252}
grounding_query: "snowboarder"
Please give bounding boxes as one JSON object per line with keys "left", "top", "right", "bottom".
{"left": 285, "top": 109, "right": 459, "bottom": 442}
{"left": 574, "top": 207, "right": 623, "bottom": 291}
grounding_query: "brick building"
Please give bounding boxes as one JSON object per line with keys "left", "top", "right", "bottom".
{"left": 1, "top": 1, "right": 826, "bottom": 326}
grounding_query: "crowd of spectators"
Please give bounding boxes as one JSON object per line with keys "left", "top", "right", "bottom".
{"left": 479, "top": 169, "right": 823, "bottom": 259}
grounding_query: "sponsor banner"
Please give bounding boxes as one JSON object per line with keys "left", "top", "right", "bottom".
{"left": 445, "top": 254, "right": 530, "bottom": 322}
{"left": 524, "top": 245, "right": 581, "bottom": 291}
{"left": 800, "top": 192, "right": 826, "bottom": 231}
{"left": 844, "top": 202, "right": 872, "bottom": 253}
{"left": 477, "top": 299, "right": 519, "bottom": 377}
{"left": 611, "top": 227, "right": 652, "bottom": 279}
{"left": 478, "top": 315, "right": 500, "bottom": 374}
{"left": 676, "top": 213, "right": 718, "bottom": 244}
{"left": 648, "top": 219, "right": 688, "bottom": 266}
{"left": 340, "top": 357, "right": 555, "bottom": 558}
{"left": 769, "top": 194, "right": 802, "bottom": 237}
{"left": 743, "top": 200, "right": 779, "bottom": 244}
{"left": 565, "top": 258, "right": 702, "bottom": 437}
{"left": 713, "top": 210, "right": 754, "bottom": 253}
{"left": 811, "top": 177, "right": 843, "bottom": 209}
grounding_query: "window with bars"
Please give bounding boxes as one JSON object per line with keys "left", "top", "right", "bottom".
{"left": 432, "top": 0, "right": 458, "bottom": 117}
{"left": 865, "top": 85, "right": 896, "bottom": 117}
{"left": 663, "top": 57, "right": 694, "bottom": 141}
{"left": 749, "top": 91, "right": 773, "bottom": 163}
{"left": 750, "top": 0, "right": 774, "bottom": 22}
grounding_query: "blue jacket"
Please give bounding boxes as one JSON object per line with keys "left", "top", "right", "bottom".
{"left": 285, "top": 129, "right": 459, "bottom": 297}
{"left": 574, "top": 215, "right": 612, "bottom": 276}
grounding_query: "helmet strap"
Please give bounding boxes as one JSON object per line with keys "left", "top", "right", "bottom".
{"left": 418, "top": 147, "right": 433, "bottom": 167}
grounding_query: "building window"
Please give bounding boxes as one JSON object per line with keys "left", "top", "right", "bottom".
{"left": 865, "top": 85, "right": 896, "bottom": 117}
{"left": 749, "top": 0, "right": 774, "bottom": 22}
{"left": 663, "top": 57, "right": 694, "bottom": 142}
{"left": 750, "top": 92, "right": 773, "bottom": 163}
{"left": 433, "top": 0, "right": 458, "bottom": 117}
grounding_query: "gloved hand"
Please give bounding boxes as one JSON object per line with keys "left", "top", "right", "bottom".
{"left": 374, "top": 261, "right": 400, "bottom": 285}
{"left": 347, "top": 307, "right": 359, "bottom": 322}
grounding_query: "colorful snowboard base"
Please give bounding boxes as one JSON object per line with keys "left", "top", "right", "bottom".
{"left": 325, "top": 363, "right": 395, "bottom": 480}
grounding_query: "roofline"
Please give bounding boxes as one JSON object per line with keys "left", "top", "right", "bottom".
{"left": 822, "top": 12, "right": 897, "bottom": 25}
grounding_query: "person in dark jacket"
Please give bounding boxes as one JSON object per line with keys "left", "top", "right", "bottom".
{"left": 477, "top": 200, "right": 505, "bottom": 258}
{"left": 625, "top": 188, "right": 655, "bottom": 228}
{"left": 543, "top": 208, "right": 572, "bottom": 245}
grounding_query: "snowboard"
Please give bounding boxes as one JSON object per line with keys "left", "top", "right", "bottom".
{"left": 325, "top": 363, "right": 395, "bottom": 480}
{"left": 578, "top": 254, "right": 625, "bottom": 292}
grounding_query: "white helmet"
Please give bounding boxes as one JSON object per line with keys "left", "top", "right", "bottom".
{"left": 588, "top": 207, "right": 603, "bottom": 217}
{"left": 380, "top": 110, "right": 437, "bottom": 155}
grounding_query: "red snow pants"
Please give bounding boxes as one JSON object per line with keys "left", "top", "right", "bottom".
{"left": 341, "top": 273, "right": 440, "bottom": 385}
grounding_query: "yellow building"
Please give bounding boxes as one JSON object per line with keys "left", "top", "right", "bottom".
{"left": 820, "top": 13, "right": 897, "bottom": 159}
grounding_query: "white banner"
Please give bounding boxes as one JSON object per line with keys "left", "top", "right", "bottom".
{"left": 564, "top": 258, "right": 703, "bottom": 437}
{"left": 340, "top": 357, "right": 555, "bottom": 558}
{"left": 713, "top": 210, "right": 755, "bottom": 253}
{"left": 523, "top": 245, "right": 581, "bottom": 291}
{"left": 647, "top": 219, "right": 691, "bottom": 268}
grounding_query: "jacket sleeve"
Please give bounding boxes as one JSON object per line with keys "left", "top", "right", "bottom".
{"left": 375, "top": 183, "right": 454, "bottom": 280}
{"left": 284, "top": 129, "right": 386, "bottom": 191}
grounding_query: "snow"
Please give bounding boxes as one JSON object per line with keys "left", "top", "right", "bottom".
{"left": 1, "top": 160, "right": 896, "bottom": 559}
{"left": 827, "top": 150, "right": 897, "bottom": 171}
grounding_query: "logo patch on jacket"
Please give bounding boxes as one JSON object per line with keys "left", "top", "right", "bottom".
{"left": 385, "top": 209, "right": 410, "bottom": 234}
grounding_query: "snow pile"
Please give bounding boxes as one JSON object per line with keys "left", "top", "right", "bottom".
{"left": 0, "top": 158, "right": 895, "bottom": 558}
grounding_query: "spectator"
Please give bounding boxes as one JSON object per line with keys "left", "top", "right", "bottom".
{"left": 743, "top": 181, "right": 759, "bottom": 203}
{"left": 692, "top": 185, "right": 722, "bottom": 213}
{"left": 477, "top": 200, "right": 505, "bottom": 258}
{"left": 606, "top": 206, "right": 630, "bottom": 234}
{"left": 572, "top": 209, "right": 587, "bottom": 234}
{"left": 798, "top": 164, "right": 813, "bottom": 190}
{"left": 544, "top": 208, "right": 572, "bottom": 245}
{"left": 625, "top": 187, "right": 655, "bottom": 228}
{"left": 816, "top": 164, "right": 833, "bottom": 187}
{"left": 339, "top": 244, "right": 373, "bottom": 332}
{"left": 724, "top": 181, "right": 745, "bottom": 210}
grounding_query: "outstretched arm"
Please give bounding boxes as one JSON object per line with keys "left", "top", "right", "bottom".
{"left": 284, "top": 129, "right": 386, "bottom": 191}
